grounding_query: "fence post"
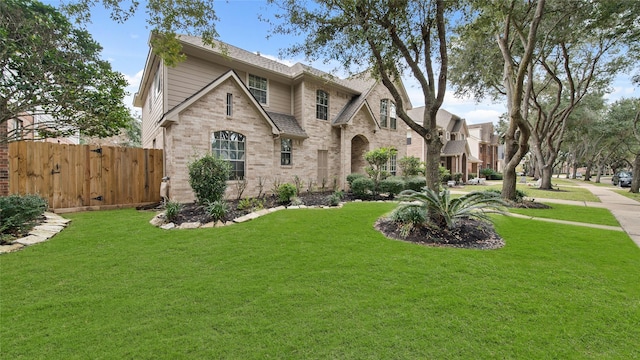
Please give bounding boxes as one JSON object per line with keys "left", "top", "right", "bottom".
{"left": 0, "top": 126, "right": 8, "bottom": 196}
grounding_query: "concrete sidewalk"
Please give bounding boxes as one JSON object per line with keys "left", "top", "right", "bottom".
{"left": 570, "top": 182, "right": 640, "bottom": 248}
{"left": 452, "top": 182, "right": 640, "bottom": 247}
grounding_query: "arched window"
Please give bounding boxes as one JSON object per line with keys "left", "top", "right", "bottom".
{"left": 212, "top": 130, "right": 245, "bottom": 180}
{"left": 316, "top": 90, "right": 329, "bottom": 120}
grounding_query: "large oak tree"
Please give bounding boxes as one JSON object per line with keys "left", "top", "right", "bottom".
{"left": 268, "top": 0, "right": 452, "bottom": 192}
{"left": 0, "top": 0, "right": 132, "bottom": 142}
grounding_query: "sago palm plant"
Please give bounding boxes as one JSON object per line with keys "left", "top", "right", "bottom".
{"left": 395, "top": 188, "right": 508, "bottom": 230}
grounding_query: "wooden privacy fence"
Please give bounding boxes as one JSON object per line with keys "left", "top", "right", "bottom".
{"left": 8, "top": 141, "right": 163, "bottom": 211}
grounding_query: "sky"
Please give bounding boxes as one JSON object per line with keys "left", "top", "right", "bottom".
{"left": 45, "top": 0, "right": 639, "bottom": 124}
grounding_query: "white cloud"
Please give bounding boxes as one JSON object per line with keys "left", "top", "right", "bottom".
{"left": 125, "top": 70, "right": 144, "bottom": 88}
{"left": 122, "top": 70, "right": 144, "bottom": 116}
{"left": 605, "top": 86, "right": 637, "bottom": 102}
{"left": 255, "top": 53, "right": 297, "bottom": 67}
{"left": 130, "top": 34, "right": 139, "bottom": 39}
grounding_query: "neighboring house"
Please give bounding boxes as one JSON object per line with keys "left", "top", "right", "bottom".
{"left": 467, "top": 122, "right": 502, "bottom": 176}
{"left": 406, "top": 107, "right": 478, "bottom": 182}
{"left": 5, "top": 113, "right": 80, "bottom": 145}
{"left": 134, "top": 36, "right": 410, "bottom": 202}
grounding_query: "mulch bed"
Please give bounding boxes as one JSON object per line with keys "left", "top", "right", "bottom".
{"left": 145, "top": 190, "right": 521, "bottom": 249}
{"left": 374, "top": 217, "right": 505, "bottom": 250}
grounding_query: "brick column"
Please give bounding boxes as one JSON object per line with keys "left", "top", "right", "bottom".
{"left": 0, "top": 125, "right": 8, "bottom": 196}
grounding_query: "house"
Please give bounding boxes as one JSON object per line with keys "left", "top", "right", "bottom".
{"left": 467, "top": 122, "right": 502, "bottom": 175}
{"left": 134, "top": 36, "right": 410, "bottom": 202}
{"left": 406, "top": 107, "right": 478, "bottom": 181}
{"left": 5, "top": 113, "right": 79, "bottom": 144}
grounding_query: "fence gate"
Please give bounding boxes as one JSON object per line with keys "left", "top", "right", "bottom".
{"left": 8, "top": 141, "right": 163, "bottom": 211}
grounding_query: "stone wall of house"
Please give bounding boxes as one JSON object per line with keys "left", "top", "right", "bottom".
{"left": 157, "top": 66, "right": 409, "bottom": 202}
{"left": 165, "top": 78, "right": 283, "bottom": 202}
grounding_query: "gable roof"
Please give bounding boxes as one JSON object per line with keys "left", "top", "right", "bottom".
{"left": 159, "top": 70, "right": 277, "bottom": 134}
{"left": 177, "top": 35, "right": 367, "bottom": 94}
{"left": 441, "top": 139, "right": 469, "bottom": 156}
{"left": 407, "top": 107, "right": 464, "bottom": 132}
{"left": 135, "top": 35, "right": 413, "bottom": 111}
{"left": 266, "top": 112, "right": 308, "bottom": 139}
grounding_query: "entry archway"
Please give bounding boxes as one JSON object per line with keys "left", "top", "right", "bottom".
{"left": 351, "top": 135, "right": 369, "bottom": 174}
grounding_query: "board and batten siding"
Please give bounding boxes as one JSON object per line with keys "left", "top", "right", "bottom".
{"left": 141, "top": 65, "right": 166, "bottom": 149}
{"left": 167, "top": 56, "right": 231, "bottom": 109}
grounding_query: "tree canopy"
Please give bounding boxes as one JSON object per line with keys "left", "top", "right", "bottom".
{"left": 60, "top": 0, "right": 218, "bottom": 66}
{"left": 450, "top": 0, "right": 639, "bottom": 197}
{"left": 268, "top": 0, "right": 453, "bottom": 192}
{"left": 0, "top": 0, "right": 133, "bottom": 142}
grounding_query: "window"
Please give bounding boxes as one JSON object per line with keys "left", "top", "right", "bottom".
{"left": 153, "top": 68, "right": 162, "bottom": 99}
{"left": 380, "top": 99, "right": 388, "bottom": 127}
{"left": 406, "top": 131, "right": 412, "bottom": 145}
{"left": 281, "top": 138, "right": 292, "bottom": 165}
{"left": 380, "top": 99, "right": 397, "bottom": 129}
{"left": 389, "top": 154, "right": 397, "bottom": 176}
{"left": 212, "top": 131, "right": 245, "bottom": 180}
{"left": 316, "top": 90, "right": 328, "bottom": 120}
{"left": 389, "top": 102, "right": 397, "bottom": 129}
{"left": 226, "top": 93, "right": 233, "bottom": 117}
{"left": 380, "top": 153, "right": 397, "bottom": 176}
{"left": 248, "top": 74, "right": 267, "bottom": 104}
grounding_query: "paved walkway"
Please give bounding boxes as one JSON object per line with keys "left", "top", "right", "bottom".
{"left": 570, "top": 182, "right": 640, "bottom": 248}
{"left": 453, "top": 181, "right": 640, "bottom": 248}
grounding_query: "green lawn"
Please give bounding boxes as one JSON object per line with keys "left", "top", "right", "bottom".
{"left": 461, "top": 183, "right": 600, "bottom": 202}
{"left": 2, "top": 204, "right": 639, "bottom": 359}
{"left": 508, "top": 203, "right": 621, "bottom": 227}
{"left": 614, "top": 189, "right": 640, "bottom": 202}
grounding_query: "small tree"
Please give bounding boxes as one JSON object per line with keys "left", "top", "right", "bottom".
{"left": 364, "top": 147, "right": 397, "bottom": 194}
{"left": 398, "top": 156, "right": 424, "bottom": 177}
{"left": 187, "top": 153, "right": 230, "bottom": 204}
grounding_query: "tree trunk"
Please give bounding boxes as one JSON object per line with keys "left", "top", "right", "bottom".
{"left": 595, "top": 159, "right": 603, "bottom": 183}
{"left": 425, "top": 136, "right": 443, "bottom": 192}
{"left": 631, "top": 152, "right": 640, "bottom": 193}
{"left": 584, "top": 160, "right": 593, "bottom": 182}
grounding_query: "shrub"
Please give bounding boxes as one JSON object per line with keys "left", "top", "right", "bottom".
{"left": 206, "top": 200, "right": 229, "bottom": 222}
{"left": 346, "top": 173, "right": 366, "bottom": 188}
{"left": 480, "top": 168, "right": 494, "bottom": 178}
{"left": 0, "top": 194, "right": 48, "bottom": 238}
{"left": 405, "top": 176, "right": 427, "bottom": 192}
{"left": 398, "top": 156, "right": 424, "bottom": 177}
{"left": 364, "top": 147, "right": 397, "bottom": 193}
{"left": 453, "top": 173, "right": 463, "bottom": 183}
{"left": 237, "top": 198, "right": 264, "bottom": 212}
{"left": 479, "top": 168, "right": 504, "bottom": 180}
{"left": 396, "top": 188, "right": 508, "bottom": 230}
{"left": 326, "top": 190, "right": 344, "bottom": 207}
{"left": 278, "top": 183, "right": 297, "bottom": 203}
{"left": 164, "top": 200, "right": 183, "bottom": 222}
{"left": 484, "top": 189, "right": 526, "bottom": 203}
{"left": 439, "top": 166, "right": 451, "bottom": 183}
{"left": 290, "top": 197, "right": 304, "bottom": 206}
{"left": 188, "top": 153, "right": 230, "bottom": 204}
{"left": 351, "top": 177, "right": 375, "bottom": 199}
{"left": 379, "top": 176, "right": 405, "bottom": 196}
{"left": 390, "top": 205, "right": 428, "bottom": 238}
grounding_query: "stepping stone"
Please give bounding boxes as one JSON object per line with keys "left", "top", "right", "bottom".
{"left": 14, "top": 234, "right": 48, "bottom": 245}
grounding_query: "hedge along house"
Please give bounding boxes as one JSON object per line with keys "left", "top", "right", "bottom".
{"left": 406, "top": 107, "right": 478, "bottom": 182}
{"left": 134, "top": 36, "right": 410, "bottom": 202}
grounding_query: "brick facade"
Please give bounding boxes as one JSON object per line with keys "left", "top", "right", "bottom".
{"left": 137, "top": 38, "right": 408, "bottom": 202}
